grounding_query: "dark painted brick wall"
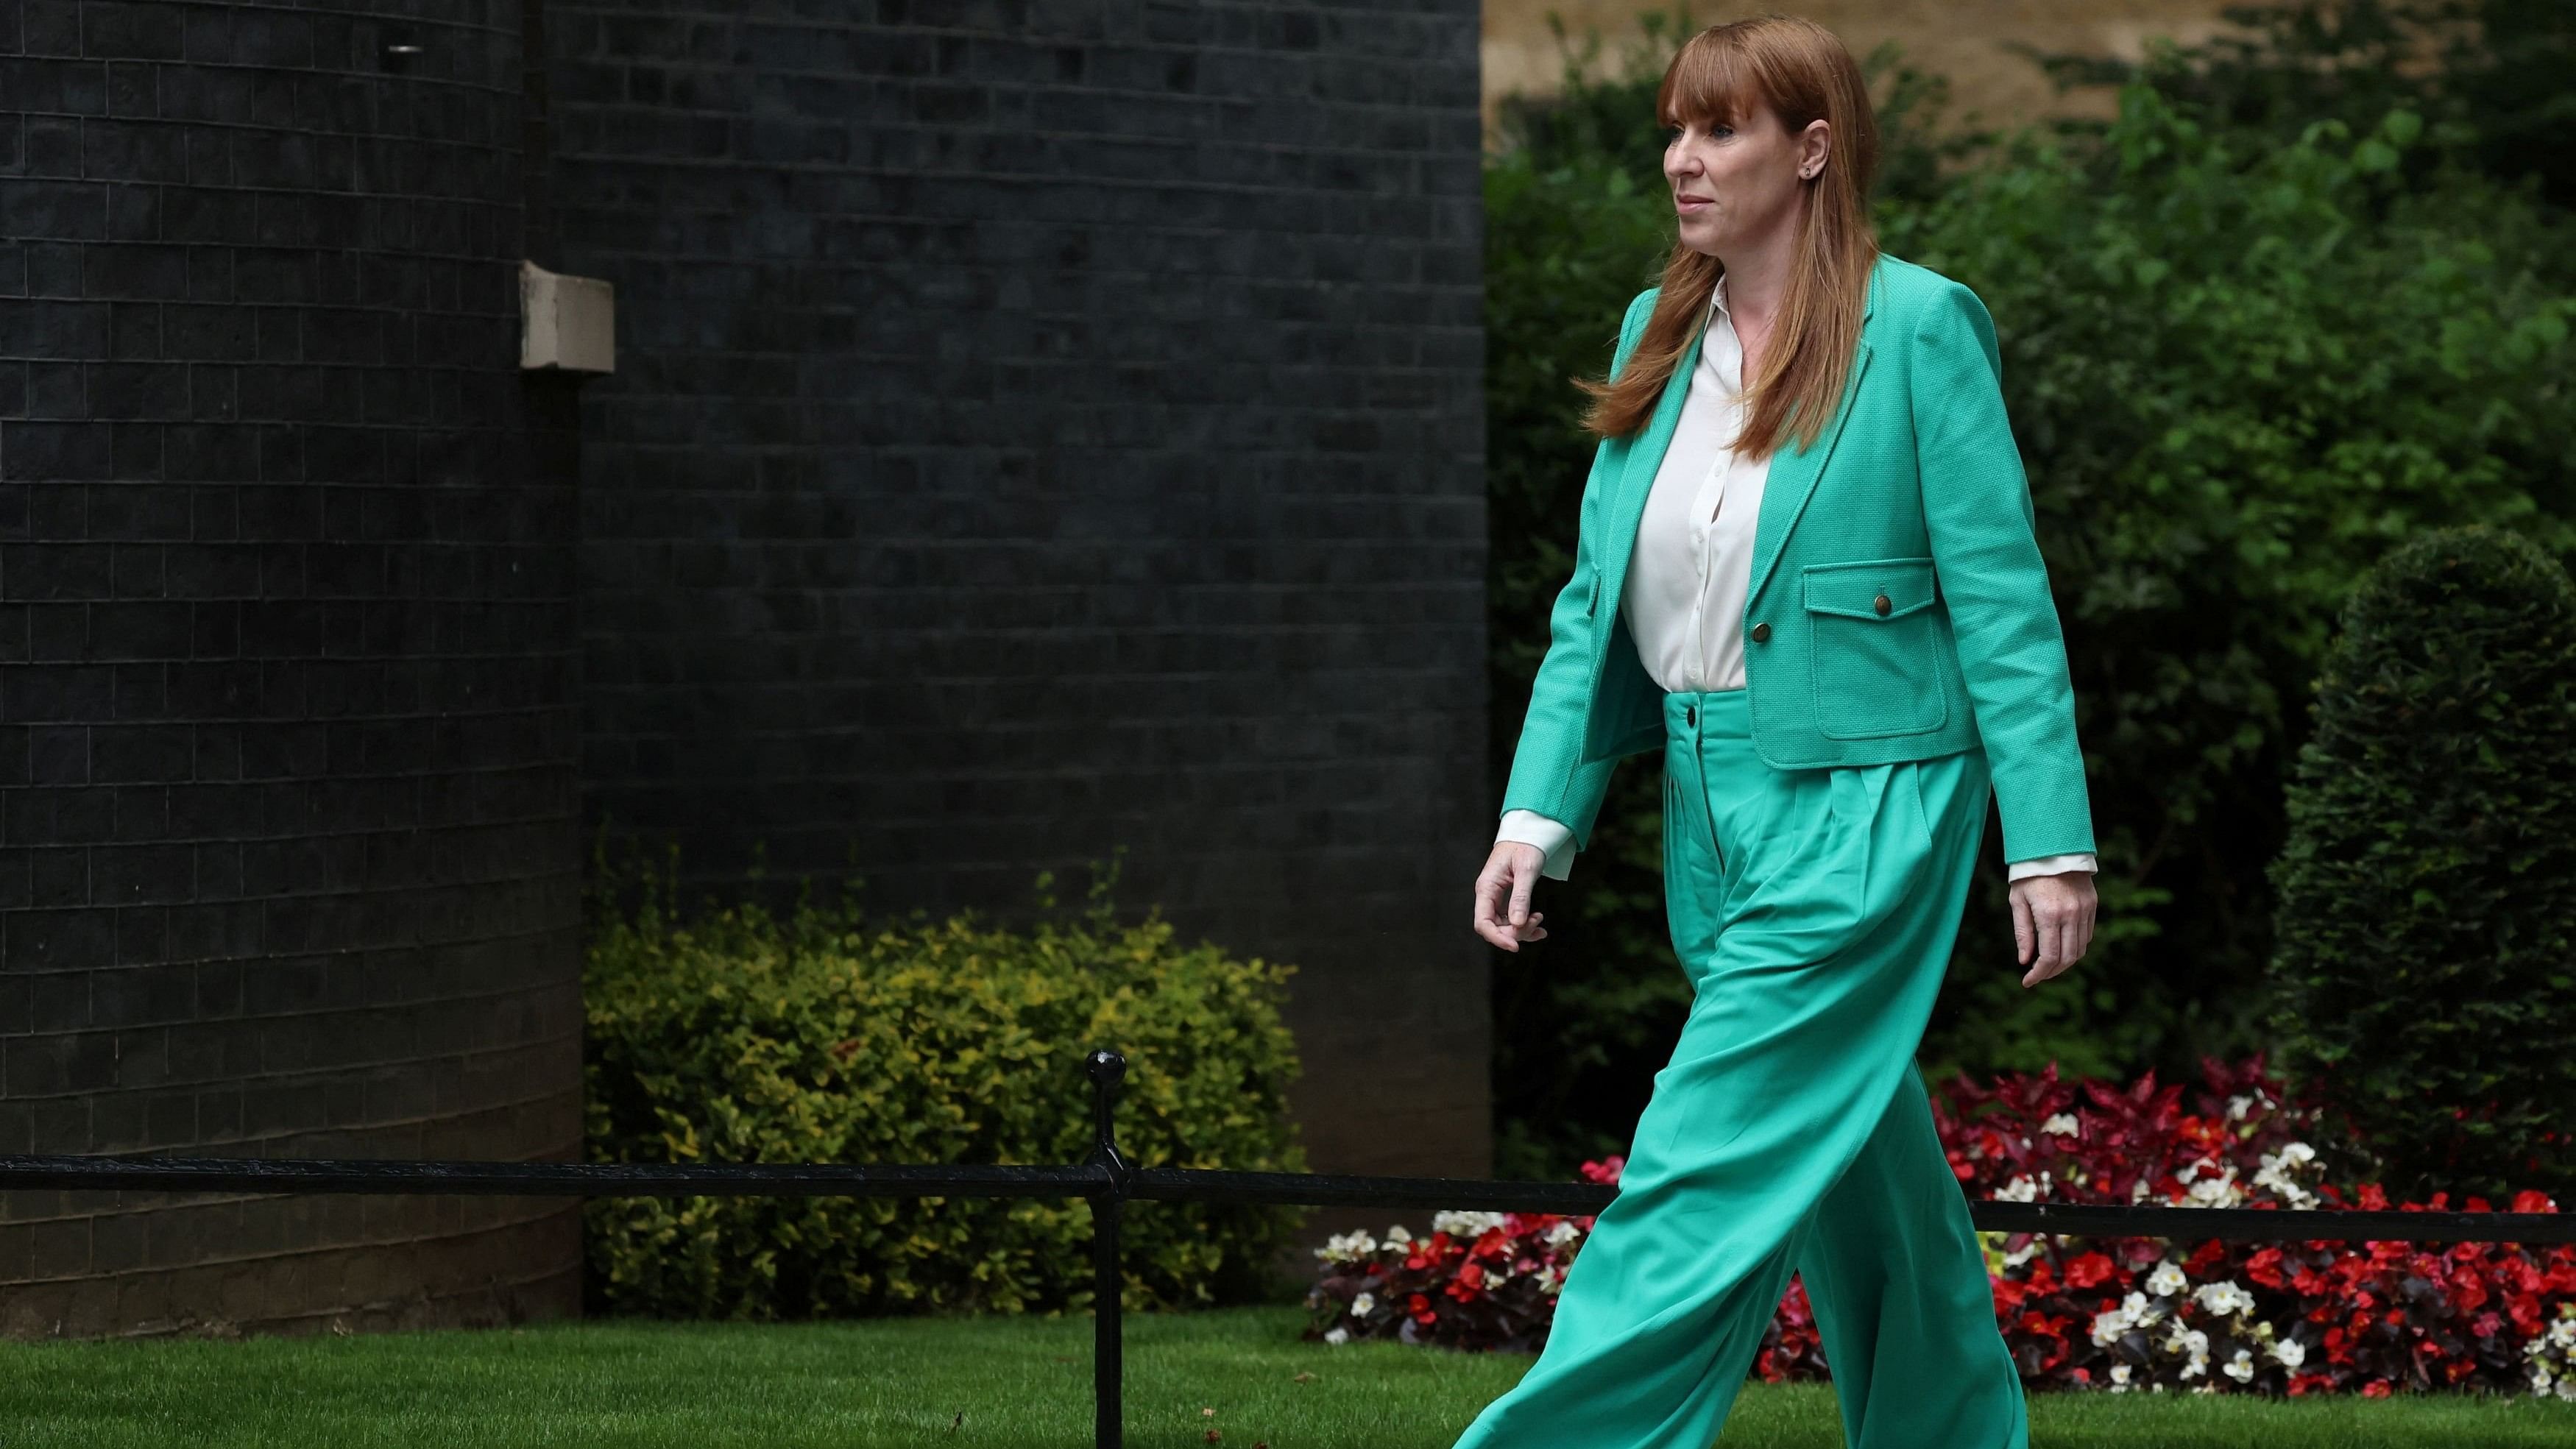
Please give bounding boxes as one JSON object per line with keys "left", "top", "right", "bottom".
{"left": 0, "top": 1, "right": 584, "bottom": 1336}
{"left": 548, "top": 1, "right": 1493, "bottom": 1197}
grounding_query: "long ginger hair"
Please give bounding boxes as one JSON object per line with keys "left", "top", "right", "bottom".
{"left": 1577, "top": 15, "right": 1882, "bottom": 457}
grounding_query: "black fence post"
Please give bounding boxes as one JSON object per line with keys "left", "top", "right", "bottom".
{"left": 1084, "top": 1049, "right": 1132, "bottom": 1449}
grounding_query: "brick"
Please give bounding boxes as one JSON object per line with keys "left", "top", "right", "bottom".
{"left": 1, "top": 3, "right": 581, "bottom": 1340}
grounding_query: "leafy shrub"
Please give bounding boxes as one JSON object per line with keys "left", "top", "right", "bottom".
{"left": 583, "top": 843, "right": 1311, "bottom": 1318}
{"left": 1887, "top": 85, "right": 2576, "bottom": 1081}
{"left": 1483, "top": 11, "right": 2576, "bottom": 1175}
{"left": 2264, "top": 525, "right": 2576, "bottom": 1202}
{"left": 1309, "top": 1055, "right": 2576, "bottom": 1397}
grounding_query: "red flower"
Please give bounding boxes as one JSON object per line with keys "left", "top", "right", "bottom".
{"left": 2064, "top": 1252, "right": 2117, "bottom": 1289}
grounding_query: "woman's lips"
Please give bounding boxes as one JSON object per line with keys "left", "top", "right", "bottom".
{"left": 1677, "top": 196, "right": 1712, "bottom": 213}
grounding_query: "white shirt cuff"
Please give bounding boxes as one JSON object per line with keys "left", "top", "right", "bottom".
{"left": 1495, "top": 809, "right": 1577, "bottom": 882}
{"left": 2007, "top": 851, "right": 2098, "bottom": 882}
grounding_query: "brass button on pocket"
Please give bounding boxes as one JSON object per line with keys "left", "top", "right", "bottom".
{"left": 1749, "top": 621, "right": 1772, "bottom": 644}
{"left": 1873, "top": 593, "right": 1892, "bottom": 616}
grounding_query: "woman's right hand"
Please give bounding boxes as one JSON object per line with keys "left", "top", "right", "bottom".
{"left": 1473, "top": 842, "right": 1551, "bottom": 952}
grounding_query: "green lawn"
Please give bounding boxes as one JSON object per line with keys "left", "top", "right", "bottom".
{"left": 0, "top": 1304, "right": 2566, "bottom": 1448}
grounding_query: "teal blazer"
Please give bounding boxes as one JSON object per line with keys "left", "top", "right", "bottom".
{"left": 1498, "top": 252, "right": 2097, "bottom": 868}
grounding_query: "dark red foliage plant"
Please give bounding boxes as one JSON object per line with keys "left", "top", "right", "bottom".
{"left": 1304, "top": 1055, "right": 2576, "bottom": 1398}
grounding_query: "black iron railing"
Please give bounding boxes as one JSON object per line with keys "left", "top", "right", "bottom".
{"left": 2, "top": 1047, "right": 2568, "bottom": 1447}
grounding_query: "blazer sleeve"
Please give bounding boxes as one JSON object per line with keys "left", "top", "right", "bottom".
{"left": 1496, "top": 286, "right": 1660, "bottom": 860}
{"left": 1908, "top": 280, "right": 2098, "bottom": 863}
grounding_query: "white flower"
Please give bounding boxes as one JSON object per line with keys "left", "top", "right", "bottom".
{"left": 1323, "top": 1326, "right": 1349, "bottom": 1345}
{"left": 1384, "top": 1224, "right": 1414, "bottom": 1245}
{"left": 2188, "top": 1176, "right": 2245, "bottom": 1207}
{"left": 2226, "top": 1094, "right": 2255, "bottom": 1122}
{"left": 1315, "top": 1229, "right": 1379, "bottom": 1263}
{"left": 2109, "top": 1363, "right": 2133, "bottom": 1392}
{"left": 2147, "top": 1261, "right": 2189, "bottom": 1298}
{"left": 2271, "top": 1336, "right": 2306, "bottom": 1370}
{"left": 2003, "top": 1238, "right": 2045, "bottom": 1268}
{"left": 1543, "top": 1220, "right": 1580, "bottom": 1246}
{"left": 2223, "top": 1348, "right": 2256, "bottom": 1383}
{"left": 2557, "top": 1377, "right": 2576, "bottom": 1402}
{"left": 2162, "top": 1323, "right": 2210, "bottom": 1381}
{"left": 2090, "top": 1301, "right": 2137, "bottom": 1347}
{"left": 1996, "top": 1172, "right": 2050, "bottom": 1202}
{"left": 2251, "top": 1143, "right": 2324, "bottom": 1209}
{"left": 2174, "top": 1158, "right": 2245, "bottom": 1208}
{"left": 2193, "top": 1280, "right": 2254, "bottom": 1318}
{"left": 2091, "top": 1288, "right": 2167, "bottom": 1345}
{"left": 1433, "top": 1209, "right": 1507, "bottom": 1239}
{"left": 2040, "top": 1113, "right": 2079, "bottom": 1136}
{"left": 1349, "top": 1292, "right": 1376, "bottom": 1317}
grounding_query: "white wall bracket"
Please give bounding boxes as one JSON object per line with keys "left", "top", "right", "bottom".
{"left": 520, "top": 259, "right": 616, "bottom": 374}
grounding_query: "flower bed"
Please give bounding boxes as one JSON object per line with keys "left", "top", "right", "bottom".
{"left": 1303, "top": 1056, "right": 2576, "bottom": 1397}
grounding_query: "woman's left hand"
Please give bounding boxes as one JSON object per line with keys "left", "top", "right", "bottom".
{"left": 2010, "top": 872, "right": 2097, "bottom": 987}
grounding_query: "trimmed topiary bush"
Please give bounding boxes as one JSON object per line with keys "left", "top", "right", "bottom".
{"left": 2265, "top": 525, "right": 2576, "bottom": 1200}
{"left": 582, "top": 843, "right": 1311, "bottom": 1319}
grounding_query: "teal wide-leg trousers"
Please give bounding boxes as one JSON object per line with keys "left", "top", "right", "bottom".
{"left": 1457, "top": 687, "right": 2028, "bottom": 1449}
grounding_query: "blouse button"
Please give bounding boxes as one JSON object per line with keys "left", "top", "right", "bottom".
{"left": 1872, "top": 593, "right": 1892, "bottom": 616}
{"left": 1749, "top": 621, "right": 1772, "bottom": 643}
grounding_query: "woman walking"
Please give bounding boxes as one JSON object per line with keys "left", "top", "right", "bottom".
{"left": 1465, "top": 16, "right": 2098, "bottom": 1449}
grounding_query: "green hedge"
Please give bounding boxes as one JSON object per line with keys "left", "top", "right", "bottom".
{"left": 581, "top": 846, "right": 1312, "bottom": 1319}
{"left": 2265, "top": 525, "right": 2576, "bottom": 1201}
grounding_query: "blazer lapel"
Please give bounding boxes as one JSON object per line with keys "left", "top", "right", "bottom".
{"left": 1592, "top": 311, "right": 1706, "bottom": 626}
{"left": 1593, "top": 255, "right": 1888, "bottom": 634}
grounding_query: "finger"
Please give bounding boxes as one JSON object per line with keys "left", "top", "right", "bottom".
{"left": 1472, "top": 871, "right": 1514, "bottom": 952}
{"left": 2011, "top": 889, "right": 2036, "bottom": 968}
{"left": 2021, "top": 909, "right": 2061, "bottom": 987}
{"left": 1508, "top": 867, "right": 1535, "bottom": 929}
{"left": 2035, "top": 912, "right": 2072, "bottom": 981}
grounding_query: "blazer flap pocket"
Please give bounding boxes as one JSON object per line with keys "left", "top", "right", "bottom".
{"left": 1801, "top": 556, "right": 1939, "bottom": 620}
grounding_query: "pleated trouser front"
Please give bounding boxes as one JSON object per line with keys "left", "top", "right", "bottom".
{"left": 1454, "top": 686, "right": 2029, "bottom": 1449}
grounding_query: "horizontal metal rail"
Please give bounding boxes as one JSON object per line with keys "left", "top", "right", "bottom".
{"left": 1, "top": 1048, "right": 2566, "bottom": 1447}
{"left": 1, "top": 1155, "right": 2563, "bottom": 1244}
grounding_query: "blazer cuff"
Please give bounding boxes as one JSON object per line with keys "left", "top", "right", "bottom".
{"left": 2007, "top": 851, "right": 2097, "bottom": 882}
{"left": 1496, "top": 809, "right": 1577, "bottom": 882}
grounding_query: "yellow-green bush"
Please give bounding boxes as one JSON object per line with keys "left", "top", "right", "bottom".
{"left": 581, "top": 844, "right": 1311, "bottom": 1319}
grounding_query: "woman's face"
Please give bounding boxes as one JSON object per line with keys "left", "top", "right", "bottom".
{"left": 1662, "top": 102, "right": 1827, "bottom": 258}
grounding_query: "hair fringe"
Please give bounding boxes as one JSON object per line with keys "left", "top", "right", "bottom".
{"left": 1573, "top": 15, "right": 1883, "bottom": 459}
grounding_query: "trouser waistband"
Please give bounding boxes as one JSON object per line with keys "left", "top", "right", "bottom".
{"left": 1663, "top": 687, "right": 1752, "bottom": 739}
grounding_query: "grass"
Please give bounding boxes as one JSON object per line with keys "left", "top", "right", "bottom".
{"left": 0, "top": 1304, "right": 2566, "bottom": 1448}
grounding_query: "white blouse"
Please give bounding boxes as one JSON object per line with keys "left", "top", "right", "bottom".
{"left": 1497, "top": 274, "right": 2099, "bottom": 884}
